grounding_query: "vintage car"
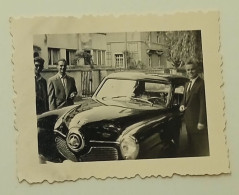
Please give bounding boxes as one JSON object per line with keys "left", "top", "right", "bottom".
{"left": 38, "top": 72, "right": 188, "bottom": 163}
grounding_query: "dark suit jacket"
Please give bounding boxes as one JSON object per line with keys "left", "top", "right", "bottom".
{"left": 48, "top": 74, "right": 77, "bottom": 110}
{"left": 181, "top": 77, "right": 207, "bottom": 133}
{"left": 35, "top": 76, "right": 49, "bottom": 114}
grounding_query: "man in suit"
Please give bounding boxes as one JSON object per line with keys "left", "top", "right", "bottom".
{"left": 48, "top": 58, "right": 77, "bottom": 110}
{"left": 179, "top": 62, "right": 209, "bottom": 156}
{"left": 34, "top": 57, "right": 49, "bottom": 115}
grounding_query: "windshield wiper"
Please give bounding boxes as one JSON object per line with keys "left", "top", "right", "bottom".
{"left": 112, "top": 96, "right": 127, "bottom": 99}
{"left": 100, "top": 96, "right": 127, "bottom": 101}
{"left": 130, "top": 97, "right": 153, "bottom": 106}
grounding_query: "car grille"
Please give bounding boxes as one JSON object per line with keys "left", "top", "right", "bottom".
{"left": 55, "top": 136, "right": 78, "bottom": 162}
{"left": 56, "top": 136, "right": 119, "bottom": 162}
{"left": 80, "top": 147, "right": 119, "bottom": 161}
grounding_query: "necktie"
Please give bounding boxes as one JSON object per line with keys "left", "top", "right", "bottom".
{"left": 61, "top": 77, "right": 66, "bottom": 88}
{"left": 187, "top": 81, "right": 192, "bottom": 93}
{"left": 186, "top": 81, "right": 192, "bottom": 101}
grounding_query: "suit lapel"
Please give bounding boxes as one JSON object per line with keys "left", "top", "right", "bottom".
{"left": 186, "top": 77, "right": 200, "bottom": 104}
{"left": 56, "top": 76, "right": 66, "bottom": 97}
{"left": 65, "top": 75, "right": 71, "bottom": 97}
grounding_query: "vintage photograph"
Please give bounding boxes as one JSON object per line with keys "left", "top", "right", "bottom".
{"left": 34, "top": 31, "right": 209, "bottom": 163}
{"left": 12, "top": 13, "right": 229, "bottom": 182}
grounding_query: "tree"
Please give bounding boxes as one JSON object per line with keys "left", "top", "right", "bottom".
{"left": 160, "top": 31, "right": 203, "bottom": 69}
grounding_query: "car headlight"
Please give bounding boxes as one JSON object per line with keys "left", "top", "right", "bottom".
{"left": 120, "top": 136, "right": 139, "bottom": 160}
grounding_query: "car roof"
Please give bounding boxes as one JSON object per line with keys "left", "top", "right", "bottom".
{"left": 106, "top": 72, "right": 188, "bottom": 84}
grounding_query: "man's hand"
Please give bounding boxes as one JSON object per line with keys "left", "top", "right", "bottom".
{"left": 69, "top": 92, "right": 77, "bottom": 99}
{"left": 197, "top": 123, "right": 205, "bottom": 130}
{"left": 179, "top": 105, "right": 186, "bottom": 112}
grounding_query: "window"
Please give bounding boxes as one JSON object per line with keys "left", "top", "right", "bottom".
{"left": 66, "top": 49, "right": 76, "bottom": 65}
{"left": 102, "top": 51, "right": 105, "bottom": 65}
{"left": 148, "top": 56, "right": 151, "bottom": 67}
{"left": 98, "top": 50, "right": 101, "bottom": 65}
{"left": 115, "top": 54, "right": 124, "bottom": 68}
{"left": 48, "top": 48, "right": 60, "bottom": 65}
{"left": 157, "top": 35, "right": 160, "bottom": 44}
{"left": 93, "top": 50, "right": 106, "bottom": 66}
{"left": 93, "top": 50, "right": 97, "bottom": 65}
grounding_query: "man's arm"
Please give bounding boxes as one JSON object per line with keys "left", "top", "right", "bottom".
{"left": 179, "top": 83, "right": 187, "bottom": 112}
{"left": 43, "top": 79, "right": 49, "bottom": 112}
{"left": 72, "top": 78, "right": 77, "bottom": 94}
{"left": 48, "top": 79, "right": 56, "bottom": 110}
{"left": 69, "top": 78, "right": 78, "bottom": 99}
{"left": 198, "top": 81, "right": 207, "bottom": 129}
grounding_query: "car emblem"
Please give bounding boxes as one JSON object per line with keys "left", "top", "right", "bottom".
{"left": 66, "top": 132, "right": 85, "bottom": 152}
{"left": 69, "top": 134, "right": 81, "bottom": 147}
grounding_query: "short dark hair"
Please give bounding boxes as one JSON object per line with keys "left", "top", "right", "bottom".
{"left": 185, "top": 60, "right": 199, "bottom": 68}
{"left": 34, "top": 56, "right": 45, "bottom": 67}
{"left": 185, "top": 60, "right": 196, "bottom": 66}
{"left": 57, "top": 58, "right": 67, "bottom": 65}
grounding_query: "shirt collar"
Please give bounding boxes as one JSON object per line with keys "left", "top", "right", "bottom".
{"left": 190, "top": 75, "right": 199, "bottom": 82}
{"left": 35, "top": 75, "right": 42, "bottom": 81}
{"left": 58, "top": 73, "right": 67, "bottom": 79}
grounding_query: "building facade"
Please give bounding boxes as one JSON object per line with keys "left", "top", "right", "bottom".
{"left": 33, "top": 32, "right": 170, "bottom": 69}
{"left": 33, "top": 32, "right": 173, "bottom": 97}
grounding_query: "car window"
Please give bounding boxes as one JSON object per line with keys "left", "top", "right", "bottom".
{"left": 175, "top": 85, "right": 184, "bottom": 94}
{"left": 145, "top": 82, "right": 170, "bottom": 93}
{"left": 96, "top": 78, "right": 171, "bottom": 107}
{"left": 173, "top": 85, "right": 185, "bottom": 106}
{"left": 97, "top": 79, "right": 137, "bottom": 98}
{"left": 143, "top": 82, "right": 171, "bottom": 106}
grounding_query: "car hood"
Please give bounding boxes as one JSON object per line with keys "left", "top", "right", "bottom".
{"left": 64, "top": 98, "right": 166, "bottom": 130}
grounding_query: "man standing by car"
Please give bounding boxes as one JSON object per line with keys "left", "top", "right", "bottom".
{"left": 48, "top": 58, "right": 77, "bottom": 110}
{"left": 179, "top": 61, "right": 209, "bottom": 156}
{"left": 34, "top": 56, "right": 49, "bottom": 115}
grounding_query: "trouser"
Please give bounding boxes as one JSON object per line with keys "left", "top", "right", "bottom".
{"left": 187, "top": 131, "right": 209, "bottom": 157}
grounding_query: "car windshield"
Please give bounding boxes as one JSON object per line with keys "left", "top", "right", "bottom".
{"left": 96, "top": 78, "right": 172, "bottom": 107}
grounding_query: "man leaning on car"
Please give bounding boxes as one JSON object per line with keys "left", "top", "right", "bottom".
{"left": 179, "top": 61, "right": 209, "bottom": 157}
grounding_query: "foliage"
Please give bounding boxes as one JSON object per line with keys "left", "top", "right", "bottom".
{"left": 123, "top": 50, "right": 146, "bottom": 70}
{"left": 74, "top": 50, "right": 93, "bottom": 65}
{"left": 160, "top": 31, "right": 203, "bottom": 69}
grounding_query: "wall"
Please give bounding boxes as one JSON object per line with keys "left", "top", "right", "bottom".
{"left": 91, "top": 34, "right": 107, "bottom": 50}
{"left": 47, "top": 34, "right": 78, "bottom": 49}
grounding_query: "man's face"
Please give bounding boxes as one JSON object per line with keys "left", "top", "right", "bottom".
{"left": 57, "top": 61, "right": 67, "bottom": 76}
{"left": 34, "top": 62, "right": 42, "bottom": 76}
{"left": 185, "top": 64, "right": 198, "bottom": 79}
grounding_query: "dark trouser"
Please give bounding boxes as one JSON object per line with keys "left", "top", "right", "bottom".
{"left": 187, "top": 130, "right": 209, "bottom": 157}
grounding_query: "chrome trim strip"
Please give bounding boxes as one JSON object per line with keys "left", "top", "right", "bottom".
{"left": 89, "top": 140, "right": 120, "bottom": 145}
{"left": 83, "top": 146, "right": 118, "bottom": 158}
{"left": 54, "top": 130, "right": 67, "bottom": 138}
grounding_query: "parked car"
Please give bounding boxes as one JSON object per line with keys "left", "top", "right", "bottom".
{"left": 38, "top": 72, "right": 188, "bottom": 163}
